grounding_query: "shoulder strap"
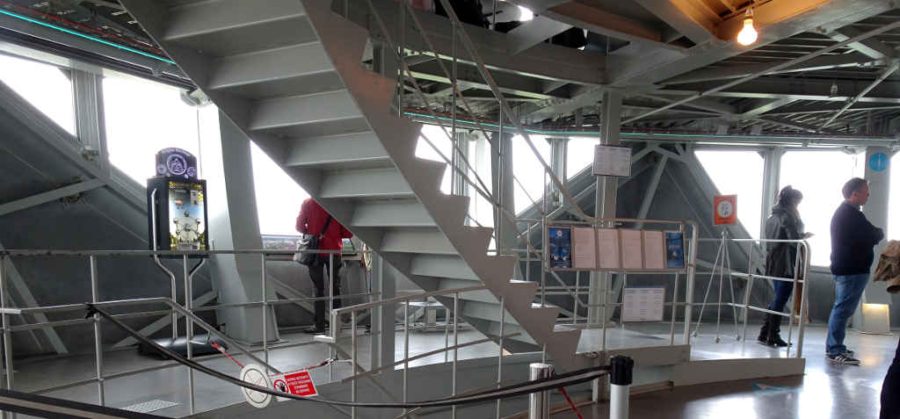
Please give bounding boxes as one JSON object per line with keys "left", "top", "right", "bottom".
{"left": 319, "top": 215, "right": 333, "bottom": 237}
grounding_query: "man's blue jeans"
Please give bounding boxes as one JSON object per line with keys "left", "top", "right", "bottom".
{"left": 826, "top": 273, "right": 869, "bottom": 356}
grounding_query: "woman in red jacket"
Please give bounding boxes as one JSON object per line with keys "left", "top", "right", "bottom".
{"left": 296, "top": 198, "right": 353, "bottom": 333}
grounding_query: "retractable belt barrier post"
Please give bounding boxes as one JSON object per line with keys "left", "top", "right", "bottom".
{"left": 609, "top": 356, "right": 634, "bottom": 419}
{"left": 528, "top": 363, "right": 552, "bottom": 419}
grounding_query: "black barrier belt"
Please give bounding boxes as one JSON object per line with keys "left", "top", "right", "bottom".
{"left": 88, "top": 304, "right": 609, "bottom": 409}
{"left": 0, "top": 388, "right": 164, "bottom": 418}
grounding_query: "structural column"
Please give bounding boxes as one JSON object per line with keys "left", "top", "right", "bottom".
{"left": 491, "top": 132, "right": 517, "bottom": 256}
{"left": 201, "top": 108, "right": 278, "bottom": 343}
{"left": 759, "top": 147, "right": 783, "bottom": 240}
{"left": 862, "top": 147, "right": 892, "bottom": 305}
{"left": 547, "top": 137, "right": 568, "bottom": 210}
{"left": 588, "top": 91, "right": 622, "bottom": 325}
{"left": 71, "top": 69, "right": 109, "bottom": 176}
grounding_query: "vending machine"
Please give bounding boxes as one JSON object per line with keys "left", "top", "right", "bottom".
{"left": 146, "top": 148, "right": 209, "bottom": 254}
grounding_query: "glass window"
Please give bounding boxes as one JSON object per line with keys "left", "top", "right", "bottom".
{"left": 415, "top": 124, "right": 453, "bottom": 194}
{"left": 251, "top": 142, "right": 310, "bottom": 236}
{"left": 780, "top": 150, "right": 865, "bottom": 267}
{"left": 888, "top": 153, "right": 900, "bottom": 241}
{"left": 0, "top": 53, "right": 75, "bottom": 135}
{"left": 103, "top": 74, "right": 201, "bottom": 183}
{"left": 567, "top": 136, "right": 598, "bottom": 179}
{"left": 513, "top": 134, "right": 550, "bottom": 214}
{"left": 695, "top": 150, "right": 765, "bottom": 239}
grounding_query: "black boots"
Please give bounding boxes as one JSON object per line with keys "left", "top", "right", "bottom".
{"left": 757, "top": 314, "right": 789, "bottom": 347}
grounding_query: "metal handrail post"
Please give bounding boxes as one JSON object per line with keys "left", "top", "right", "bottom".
{"left": 684, "top": 222, "right": 699, "bottom": 345}
{"left": 351, "top": 310, "right": 358, "bottom": 419}
{"left": 89, "top": 256, "right": 104, "bottom": 406}
{"left": 149, "top": 188, "right": 178, "bottom": 342}
{"left": 670, "top": 272, "right": 680, "bottom": 345}
{"left": 183, "top": 255, "right": 195, "bottom": 414}
{"left": 403, "top": 301, "right": 409, "bottom": 416}
{"left": 796, "top": 242, "right": 811, "bottom": 358}
{"left": 496, "top": 297, "right": 505, "bottom": 419}
{"left": 329, "top": 253, "right": 335, "bottom": 336}
{"left": 741, "top": 242, "right": 755, "bottom": 344}
{"left": 0, "top": 256, "right": 13, "bottom": 419}
{"left": 451, "top": 292, "right": 459, "bottom": 419}
{"left": 260, "top": 254, "right": 269, "bottom": 373}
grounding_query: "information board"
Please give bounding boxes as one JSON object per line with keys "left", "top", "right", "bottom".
{"left": 622, "top": 287, "right": 665, "bottom": 322}
{"left": 592, "top": 145, "right": 632, "bottom": 177}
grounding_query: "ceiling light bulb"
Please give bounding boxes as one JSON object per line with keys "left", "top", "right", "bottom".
{"left": 737, "top": 16, "right": 758, "bottom": 46}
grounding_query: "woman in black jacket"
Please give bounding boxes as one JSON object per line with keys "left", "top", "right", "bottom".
{"left": 758, "top": 186, "right": 809, "bottom": 347}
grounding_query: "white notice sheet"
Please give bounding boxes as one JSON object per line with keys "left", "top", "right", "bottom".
{"left": 597, "top": 229, "right": 620, "bottom": 270}
{"left": 622, "top": 287, "right": 665, "bottom": 322}
{"left": 572, "top": 227, "right": 597, "bottom": 270}
{"left": 642, "top": 230, "right": 665, "bottom": 270}
{"left": 620, "top": 229, "right": 643, "bottom": 270}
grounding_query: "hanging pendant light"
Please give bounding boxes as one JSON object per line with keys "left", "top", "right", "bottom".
{"left": 737, "top": 8, "right": 758, "bottom": 46}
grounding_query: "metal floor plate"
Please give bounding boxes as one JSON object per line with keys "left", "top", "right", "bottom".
{"left": 122, "top": 399, "right": 180, "bottom": 413}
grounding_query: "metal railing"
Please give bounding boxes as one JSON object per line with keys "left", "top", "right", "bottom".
{"left": 317, "top": 285, "right": 516, "bottom": 419}
{"left": 692, "top": 237, "right": 812, "bottom": 358}
{"left": 0, "top": 248, "right": 377, "bottom": 417}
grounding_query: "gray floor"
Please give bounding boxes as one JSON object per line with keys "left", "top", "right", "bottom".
{"left": 560, "top": 325, "right": 898, "bottom": 419}
{"left": 6, "top": 322, "right": 898, "bottom": 418}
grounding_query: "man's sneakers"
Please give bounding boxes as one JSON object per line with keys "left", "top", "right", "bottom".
{"left": 827, "top": 352, "right": 861, "bottom": 365}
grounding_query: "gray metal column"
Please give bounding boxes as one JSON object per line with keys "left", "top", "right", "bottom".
{"left": 759, "top": 147, "right": 783, "bottom": 240}
{"left": 491, "top": 132, "right": 517, "bottom": 256}
{"left": 862, "top": 147, "right": 892, "bottom": 305}
{"left": 452, "top": 131, "right": 470, "bottom": 198}
{"left": 370, "top": 254, "right": 395, "bottom": 369}
{"left": 72, "top": 69, "right": 109, "bottom": 175}
{"left": 588, "top": 91, "right": 622, "bottom": 324}
{"left": 201, "top": 108, "right": 278, "bottom": 343}
{"left": 547, "top": 137, "right": 568, "bottom": 209}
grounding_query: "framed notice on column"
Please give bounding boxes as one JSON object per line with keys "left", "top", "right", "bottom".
{"left": 619, "top": 229, "right": 643, "bottom": 270}
{"left": 571, "top": 227, "right": 597, "bottom": 270}
{"left": 597, "top": 228, "right": 621, "bottom": 270}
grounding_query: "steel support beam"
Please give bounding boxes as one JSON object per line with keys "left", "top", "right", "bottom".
{"left": 0, "top": 243, "right": 68, "bottom": 355}
{"left": 508, "top": 16, "right": 572, "bottom": 55}
{"left": 829, "top": 27, "right": 897, "bottom": 60}
{"left": 661, "top": 53, "right": 882, "bottom": 85}
{"left": 623, "top": 19, "right": 900, "bottom": 124}
{"left": 632, "top": 0, "right": 717, "bottom": 45}
{"left": 740, "top": 98, "right": 798, "bottom": 118}
{"left": 0, "top": 179, "right": 105, "bottom": 217}
{"left": 822, "top": 61, "right": 900, "bottom": 129}
{"left": 547, "top": 137, "right": 568, "bottom": 209}
{"left": 636, "top": 155, "right": 668, "bottom": 223}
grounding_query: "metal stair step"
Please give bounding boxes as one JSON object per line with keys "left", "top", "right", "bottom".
{"left": 411, "top": 255, "right": 478, "bottom": 280}
{"left": 351, "top": 199, "right": 435, "bottom": 228}
{"left": 285, "top": 131, "right": 391, "bottom": 170}
{"left": 318, "top": 167, "right": 413, "bottom": 200}
{"left": 208, "top": 42, "right": 342, "bottom": 99}
{"left": 164, "top": 0, "right": 316, "bottom": 56}
{"left": 249, "top": 89, "right": 368, "bottom": 138}
{"left": 381, "top": 228, "right": 457, "bottom": 255}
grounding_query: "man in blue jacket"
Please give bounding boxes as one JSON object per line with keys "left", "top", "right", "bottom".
{"left": 827, "top": 177, "right": 884, "bottom": 365}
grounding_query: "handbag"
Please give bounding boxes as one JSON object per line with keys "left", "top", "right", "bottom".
{"left": 294, "top": 215, "right": 333, "bottom": 266}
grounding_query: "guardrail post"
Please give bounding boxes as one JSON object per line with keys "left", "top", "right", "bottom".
{"left": 90, "top": 256, "right": 104, "bottom": 406}
{"left": 528, "top": 363, "right": 552, "bottom": 419}
{"left": 609, "top": 355, "right": 633, "bottom": 419}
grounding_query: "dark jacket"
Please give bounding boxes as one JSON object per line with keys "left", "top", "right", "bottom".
{"left": 830, "top": 202, "right": 884, "bottom": 275}
{"left": 765, "top": 205, "right": 804, "bottom": 279}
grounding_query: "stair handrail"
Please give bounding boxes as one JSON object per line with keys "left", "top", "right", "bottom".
{"left": 358, "top": 0, "right": 558, "bottom": 229}
{"left": 429, "top": 0, "right": 592, "bottom": 223}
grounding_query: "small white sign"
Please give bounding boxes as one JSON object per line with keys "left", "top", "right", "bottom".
{"left": 592, "top": 145, "right": 632, "bottom": 177}
{"left": 622, "top": 287, "right": 665, "bottom": 322}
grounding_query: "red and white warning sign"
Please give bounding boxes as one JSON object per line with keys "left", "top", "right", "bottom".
{"left": 713, "top": 195, "right": 737, "bottom": 225}
{"left": 272, "top": 369, "right": 318, "bottom": 398}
